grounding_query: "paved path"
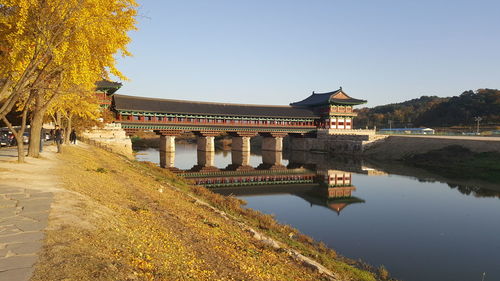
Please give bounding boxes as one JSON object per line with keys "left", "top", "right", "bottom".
{"left": 0, "top": 146, "right": 60, "bottom": 281}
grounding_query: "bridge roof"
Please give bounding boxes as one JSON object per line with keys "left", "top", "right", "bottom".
{"left": 113, "top": 94, "right": 319, "bottom": 118}
{"left": 290, "top": 88, "right": 367, "bottom": 107}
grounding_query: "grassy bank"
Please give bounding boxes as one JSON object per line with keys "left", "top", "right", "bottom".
{"left": 32, "top": 145, "right": 386, "bottom": 281}
{"left": 403, "top": 145, "right": 500, "bottom": 183}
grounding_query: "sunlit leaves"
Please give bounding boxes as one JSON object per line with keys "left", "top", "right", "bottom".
{"left": 0, "top": 0, "right": 138, "bottom": 113}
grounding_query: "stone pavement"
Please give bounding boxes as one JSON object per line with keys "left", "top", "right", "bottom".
{"left": 0, "top": 146, "right": 59, "bottom": 281}
{"left": 0, "top": 188, "right": 52, "bottom": 281}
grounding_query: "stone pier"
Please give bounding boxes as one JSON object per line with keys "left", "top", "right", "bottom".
{"left": 262, "top": 137, "right": 282, "bottom": 151}
{"left": 230, "top": 132, "right": 256, "bottom": 152}
{"left": 231, "top": 137, "right": 251, "bottom": 152}
{"left": 158, "top": 135, "right": 176, "bottom": 168}
{"left": 231, "top": 150, "right": 250, "bottom": 166}
{"left": 197, "top": 150, "right": 215, "bottom": 167}
{"left": 160, "top": 135, "right": 176, "bottom": 153}
{"left": 159, "top": 151, "right": 175, "bottom": 168}
{"left": 260, "top": 133, "right": 285, "bottom": 151}
{"left": 196, "top": 136, "right": 215, "bottom": 152}
{"left": 262, "top": 150, "right": 283, "bottom": 166}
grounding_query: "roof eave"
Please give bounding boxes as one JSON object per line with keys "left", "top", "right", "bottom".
{"left": 289, "top": 101, "right": 323, "bottom": 107}
{"left": 330, "top": 100, "right": 367, "bottom": 106}
{"left": 114, "top": 108, "right": 320, "bottom": 119}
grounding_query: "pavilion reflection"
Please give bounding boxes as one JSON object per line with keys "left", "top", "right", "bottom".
{"left": 173, "top": 150, "right": 384, "bottom": 215}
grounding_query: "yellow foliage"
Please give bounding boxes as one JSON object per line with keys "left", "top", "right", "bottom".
{"left": 0, "top": 0, "right": 137, "bottom": 113}
{"left": 47, "top": 91, "right": 101, "bottom": 121}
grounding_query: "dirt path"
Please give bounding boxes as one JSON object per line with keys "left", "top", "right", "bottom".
{"left": 0, "top": 146, "right": 61, "bottom": 281}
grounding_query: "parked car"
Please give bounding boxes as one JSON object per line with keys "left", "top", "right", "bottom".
{"left": 22, "top": 132, "right": 29, "bottom": 144}
{"left": 7, "top": 133, "right": 15, "bottom": 146}
{"left": 0, "top": 133, "right": 8, "bottom": 147}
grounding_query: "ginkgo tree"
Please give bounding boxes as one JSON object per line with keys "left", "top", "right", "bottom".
{"left": 1, "top": 93, "right": 31, "bottom": 162}
{"left": 47, "top": 91, "right": 101, "bottom": 144}
{"left": 0, "top": 0, "right": 137, "bottom": 160}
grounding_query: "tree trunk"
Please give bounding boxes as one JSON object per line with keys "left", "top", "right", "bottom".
{"left": 27, "top": 91, "right": 60, "bottom": 157}
{"left": 16, "top": 140, "right": 25, "bottom": 163}
{"left": 28, "top": 95, "right": 47, "bottom": 158}
{"left": 27, "top": 118, "right": 43, "bottom": 157}
{"left": 56, "top": 111, "right": 61, "bottom": 127}
{"left": 2, "top": 102, "right": 30, "bottom": 163}
{"left": 64, "top": 115, "right": 72, "bottom": 144}
{"left": 0, "top": 78, "right": 12, "bottom": 101}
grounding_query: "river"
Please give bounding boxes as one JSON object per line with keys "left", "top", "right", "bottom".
{"left": 136, "top": 144, "right": 500, "bottom": 281}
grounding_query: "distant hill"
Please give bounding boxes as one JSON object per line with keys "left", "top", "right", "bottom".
{"left": 354, "top": 89, "right": 500, "bottom": 129}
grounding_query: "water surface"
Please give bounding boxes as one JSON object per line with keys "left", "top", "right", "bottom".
{"left": 137, "top": 145, "right": 500, "bottom": 281}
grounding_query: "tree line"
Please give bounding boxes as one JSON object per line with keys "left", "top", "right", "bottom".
{"left": 0, "top": 0, "right": 137, "bottom": 162}
{"left": 354, "top": 89, "right": 500, "bottom": 129}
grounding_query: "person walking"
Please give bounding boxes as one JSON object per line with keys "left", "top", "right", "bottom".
{"left": 54, "top": 125, "right": 63, "bottom": 153}
{"left": 70, "top": 129, "right": 77, "bottom": 145}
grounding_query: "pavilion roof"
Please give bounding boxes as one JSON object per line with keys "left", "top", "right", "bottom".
{"left": 95, "top": 80, "right": 122, "bottom": 94}
{"left": 113, "top": 94, "right": 319, "bottom": 118}
{"left": 290, "top": 88, "right": 367, "bottom": 107}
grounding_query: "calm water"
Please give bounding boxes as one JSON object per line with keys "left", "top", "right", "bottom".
{"left": 137, "top": 144, "right": 500, "bottom": 281}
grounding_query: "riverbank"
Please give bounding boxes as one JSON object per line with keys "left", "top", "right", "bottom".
{"left": 131, "top": 141, "right": 500, "bottom": 280}
{"left": 27, "top": 144, "right": 386, "bottom": 280}
{"left": 364, "top": 135, "right": 500, "bottom": 159}
{"left": 402, "top": 145, "right": 500, "bottom": 183}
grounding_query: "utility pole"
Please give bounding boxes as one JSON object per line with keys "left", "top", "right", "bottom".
{"left": 474, "top": 117, "right": 482, "bottom": 135}
{"left": 388, "top": 120, "right": 393, "bottom": 130}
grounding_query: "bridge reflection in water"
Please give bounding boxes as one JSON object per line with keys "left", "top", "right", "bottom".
{"left": 171, "top": 150, "right": 385, "bottom": 215}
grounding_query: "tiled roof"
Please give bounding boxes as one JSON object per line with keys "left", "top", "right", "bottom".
{"left": 113, "top": 94, "right": 319, "bottom": 118}
{"left": 290, "top": 88, "right": 367, "bottom": 107}
{"left": 95, "top": 80, "right": 122, "bottom": 94}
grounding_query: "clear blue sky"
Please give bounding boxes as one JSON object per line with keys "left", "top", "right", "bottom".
{"left": 115, "top": 0, "right": 500, "bottom": 107}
